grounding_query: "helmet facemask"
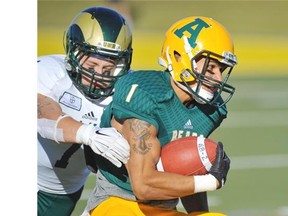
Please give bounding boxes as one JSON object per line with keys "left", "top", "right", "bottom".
{"left": 65, "top": 40, "right": 130, "bottom": 99}
{"left": 179, "top": 50, "right": 236, "bottom": 108}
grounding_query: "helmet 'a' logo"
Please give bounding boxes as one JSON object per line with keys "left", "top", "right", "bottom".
{"left": 174, "top": 18, "right": 209, "bottom": 48}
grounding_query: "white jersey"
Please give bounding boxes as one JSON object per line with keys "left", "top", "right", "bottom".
{"left": 37, "top": 55, "right": 112, "bottom": 194}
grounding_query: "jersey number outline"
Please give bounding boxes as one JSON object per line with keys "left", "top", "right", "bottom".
{"left": 54, "top": 144, "right": 81, "bottom": 168}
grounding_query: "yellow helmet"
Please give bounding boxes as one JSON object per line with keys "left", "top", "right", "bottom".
{"left": 158, "top": 16, "right": 237, "bottom": 107}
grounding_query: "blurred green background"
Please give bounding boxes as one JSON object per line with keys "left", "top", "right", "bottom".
{"left": 38, "top": 1, "right": 288, "bottom": 215}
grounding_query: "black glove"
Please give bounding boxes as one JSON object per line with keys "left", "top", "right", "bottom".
{"left": 209, "top": 142, "right": 231, "bottom": 189}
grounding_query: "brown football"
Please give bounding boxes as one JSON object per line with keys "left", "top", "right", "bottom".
{"left": 156, "top": 136, "right": 218, "bottom": 176}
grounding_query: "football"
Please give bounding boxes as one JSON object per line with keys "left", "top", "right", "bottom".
{"left": 156, "top": 136, "right": 218, "bottom": 176}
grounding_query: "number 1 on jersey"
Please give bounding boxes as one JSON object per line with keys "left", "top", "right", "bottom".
{"left": 125, "top": 84, "right": 138, "bottom": 103}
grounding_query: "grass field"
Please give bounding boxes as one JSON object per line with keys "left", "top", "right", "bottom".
{"left": 38, "top": 1, "right": 288, "bottom": 215}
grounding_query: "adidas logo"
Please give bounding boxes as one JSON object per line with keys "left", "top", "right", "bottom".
{"left": 184, "top": 119, "right": 193, "bottom": 129}
{"left": 82, "top": 111, "right": 98, "bottom": 121}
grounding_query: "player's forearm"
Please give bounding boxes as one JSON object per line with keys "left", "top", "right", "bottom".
{"left": 129, "top": 163, "right": 220, "bottom": 201}
{"left": 57, "top": 116, "right": 83, "bottom": 143}
{"left": 129, "top": 170, "right": 197, "bottom": 200}
{"left": 37, "top": 94, "right": 62, "bottom": 119}
{"left": 37, "top": 93, "right": 82, "bottom": 143}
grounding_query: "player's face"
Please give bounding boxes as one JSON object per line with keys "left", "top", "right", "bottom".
{"left": 79, "top": 55, "right": 117, "bottom": 88}
{"left": 192, "top": 57, "right": 226, "bottom": 94}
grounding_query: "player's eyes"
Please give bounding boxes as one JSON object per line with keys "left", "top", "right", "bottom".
{"left": 103, "top": 71, "right": 111, "bottom": 76}
{"left": 206, "top": 64, "right": 216, "bottom": 73}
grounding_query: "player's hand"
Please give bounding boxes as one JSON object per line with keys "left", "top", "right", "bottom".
{"left": 209, "top": 142, "right": 230, "bottom": 189}
{"left": 76, "top": 124, "right": 130, "bottom": 167}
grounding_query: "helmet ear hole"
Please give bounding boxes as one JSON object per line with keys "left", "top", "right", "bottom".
{"left": 174, "top": 51, "right": 181, "bottom": 62}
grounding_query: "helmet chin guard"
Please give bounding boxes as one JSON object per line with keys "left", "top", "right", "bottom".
{"left": 191, "top": 86, "right": 214, "bottom": 104}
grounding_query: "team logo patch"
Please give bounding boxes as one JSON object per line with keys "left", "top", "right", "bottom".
{"left": 174, "top": 18, "right": 209, "bottom": 48}
{"left": 59, "top": 92, "right": 82, "bottom": 110}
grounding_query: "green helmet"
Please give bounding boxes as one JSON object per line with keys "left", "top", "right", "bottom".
{"left": 64, "top": 7, "right": 133, "bottom": 99}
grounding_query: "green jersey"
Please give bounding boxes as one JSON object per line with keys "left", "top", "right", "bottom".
{"left": 99, "top": 70, "right": 227, "bottom": 194}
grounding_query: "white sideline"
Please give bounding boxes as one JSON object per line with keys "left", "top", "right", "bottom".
{"left": 231, "top": 154, "right": 288, "bottom": 170}
{"left": 221, "top": 110, "right": 288, "bottom": 128}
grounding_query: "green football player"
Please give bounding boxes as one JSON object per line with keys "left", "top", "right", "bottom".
{"left": 82, "top": 16, "right": 237, "bottom": 216}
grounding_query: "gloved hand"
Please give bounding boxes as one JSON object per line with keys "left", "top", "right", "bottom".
{"left": 209, "top": 142, "right": 231, "bottom": 188}
{"left": 76, "top": 124, "right": 130, "bottom": 167}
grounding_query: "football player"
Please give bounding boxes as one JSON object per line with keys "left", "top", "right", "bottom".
{"left": 37, "top": 7, "right": 133, "bottom": 216}
{"left": 82, "top": 16, "right": 236, "bottom": 215}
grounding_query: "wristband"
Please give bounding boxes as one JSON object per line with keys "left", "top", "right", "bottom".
{"left": 54, "top": 114, "right": 69, "bottom": 144}
{"left": 194, "top": 174, "right": 217, "bottom": 193}
{"left": 76, "top": 124, "right": 95, "bottom": 144}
